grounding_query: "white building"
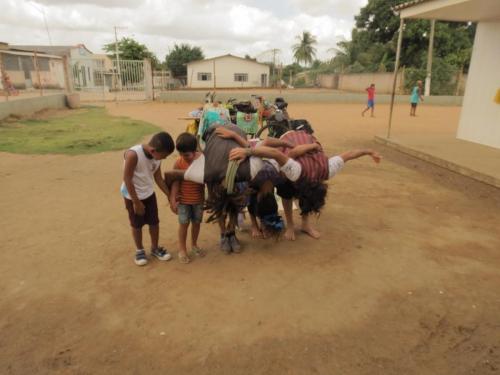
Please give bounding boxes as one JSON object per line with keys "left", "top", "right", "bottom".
{"left": 187, "top": 54, "right": 270, "bottom": 89}
{"left": 396, "top": 0, "right": 500, "bottom": 149}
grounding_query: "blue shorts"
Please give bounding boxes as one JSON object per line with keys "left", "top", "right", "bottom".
{"left": 367, "top": 99, "right": 374, "bottom": 108}
{"left": 178, "top": 203, "right": 203, "bottom": 224}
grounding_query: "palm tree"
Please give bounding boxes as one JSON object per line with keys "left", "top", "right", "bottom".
{"left": 292, "top": 31, "right": 317, "bottom": 67}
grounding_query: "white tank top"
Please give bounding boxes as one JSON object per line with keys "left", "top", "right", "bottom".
{"left": 120, "top": 145, "right": 161, "bottom": 200}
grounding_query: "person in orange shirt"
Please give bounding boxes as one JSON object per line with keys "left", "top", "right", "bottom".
{"left": 170, "top": 133, "right": 205, "bottom": 264}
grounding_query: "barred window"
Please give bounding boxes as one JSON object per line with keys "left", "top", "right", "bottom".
{"left": 234, "top": 73, "right": 248, "bottom": 82}
{"left": 3, "top": 54, "right": 21, "bottom": 71}
{"left": 37, "top": 57, "right": 50, "bottom": 71}
{"left": 197, "top": 72, "right": 211, "bottom": 81}
{"left": 20, "top": 56, "right": 34, "bottom": 71}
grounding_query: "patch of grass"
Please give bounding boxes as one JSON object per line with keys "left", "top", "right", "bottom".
{"left": 0, "top": 107, "right": 160, "bottom": 155}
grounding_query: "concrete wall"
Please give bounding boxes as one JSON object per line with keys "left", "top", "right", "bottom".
{"left": 158, "top": 90, "right": 462, "bottom": 106}
{"left": 0, "top": 94, "right": 67, "bottom": 120}
{"left": 318, "top": 72, "right": 404, "bottom": 94}
{"left": 187, "top": 56, "right": 270, "bottom": 88}
{"left": 3, "top": 58, "right": 64, "bottom": 89}
{"left": 457, "top": 22, "right": 500, "bottom": 149}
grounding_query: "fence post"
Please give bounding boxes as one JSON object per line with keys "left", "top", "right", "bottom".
{"left": 0, "top": 52, "right": 8, "bottom": 101}
{"left": 143, "top": 58, "right": 153, "bottom": 100}
{"left": 34, "top": 52, "right": 43, "bottom": 96}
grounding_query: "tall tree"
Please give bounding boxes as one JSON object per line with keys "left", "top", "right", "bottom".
{"left": 292, "top": 31, "right": 317, "bottom": 67}
{"left": 165, "top": 44, "right": 204, "bottom": 78}
{"left": 104, "top": 37, "right": 160, "bottom": 68}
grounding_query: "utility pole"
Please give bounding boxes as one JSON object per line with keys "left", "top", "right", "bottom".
{"left": 29, "top": 4, "right": 52, "bottom": 45}
{"left": 114, "top": 26, "right": 124, "bottom": 91}
{"left": 388, "top": 18, "right": 405, "bottom": 139}
{"left": 425, "top": 19, "right": 436, "bottom": 97}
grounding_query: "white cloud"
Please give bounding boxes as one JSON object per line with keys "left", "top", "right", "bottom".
{"left": 1, "top": 0, "right": 368, "bottom": 64}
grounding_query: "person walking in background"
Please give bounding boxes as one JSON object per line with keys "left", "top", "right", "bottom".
{"left": 362, "top": 84, "right": 376, "bottom": 117}
{"left": 410, "top": 80, "right": 424, "bottom": 116}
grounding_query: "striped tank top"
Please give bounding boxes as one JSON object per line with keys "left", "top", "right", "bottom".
{"left": 280, "top": 131, "right": 329, "bottom": 183}
{"left": 176, "top": 155, "right": 204, "bottom": 204}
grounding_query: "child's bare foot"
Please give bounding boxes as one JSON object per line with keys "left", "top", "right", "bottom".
{"left": 301, "top": 225, "right": 321, "bottom": 239}
{"left": 251, "top": 226, "right": 263, "bottom": 239}
{"left": 284, "top": 227, "right": 296, "bottom": 241}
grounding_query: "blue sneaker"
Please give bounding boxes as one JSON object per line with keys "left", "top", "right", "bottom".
{"left": 135, "top": 249, "right": 148, "bottom": 266}
{"left": 151, "top": 247, "right": 172, "bottom": 261}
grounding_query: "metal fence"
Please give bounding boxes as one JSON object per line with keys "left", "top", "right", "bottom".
{"left": 69, "top": 57, "right": 152, "bottom": 102}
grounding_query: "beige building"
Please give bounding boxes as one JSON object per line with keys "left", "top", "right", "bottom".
{"left": 0, "top": 43, "right": 65, "bottom": 90}
{"left": 396, "top": 0, "right": 500, "bottom": 149}
{"left": 187, "top": 54, "right": 270, "bottom": 89}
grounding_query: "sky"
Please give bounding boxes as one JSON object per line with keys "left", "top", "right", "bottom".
{"left": 0, "top": 0, "right": 368, "bottom": 64}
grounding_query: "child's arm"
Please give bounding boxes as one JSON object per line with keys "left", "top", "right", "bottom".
{"left": 164, "top": 170, "right": 186, "bottom": 188}
{"left": 123, "top": 150, "right": 145, "bottom": 216}
{"left": 169, "top": 181, "right": 180, "bottom": 214}
{"left": 287, "top": 143, "right": 321, "bottom": 159}
{"left": 229, "top": 146, "right": 289, "bottom": 166}
{"left": 154, "top": 167, "right": 170, "bottom": 198}
{"left": 337, "top": 149, "right": 382, "bottom": 164}
{"left": 214, "top": 127, "right": 249, "bottom": 147}
{"left": 260, "top": 138, "right": 294, "bottom": 149}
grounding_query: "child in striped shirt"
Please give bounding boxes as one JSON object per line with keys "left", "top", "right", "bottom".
{"left": 170, "top": 133, "right": 205, "bottom": 264}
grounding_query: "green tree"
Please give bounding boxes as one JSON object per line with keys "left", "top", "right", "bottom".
{"left": 292, "top": 31, "right": 317, "bottom": 67}
{"left": 165, "top": 44, "right": 204, "bottom": 78}
{"left": 104, "top": 37, "right": 160, "bottom": 68}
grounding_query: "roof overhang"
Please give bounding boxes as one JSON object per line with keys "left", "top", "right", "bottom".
{"left": 0, "top": 50, "right": 62, "bottom": 59}
{"left": 396, "top": 0, "right": 500, "bottom": 21}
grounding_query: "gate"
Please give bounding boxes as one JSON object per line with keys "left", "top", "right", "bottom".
{"left": 69, "top": 57, "right": 152, "bottom": 102}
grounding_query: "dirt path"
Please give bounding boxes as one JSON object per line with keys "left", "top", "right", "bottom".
{"left": 0, "top": 102, "right": 499, "bottom": 374}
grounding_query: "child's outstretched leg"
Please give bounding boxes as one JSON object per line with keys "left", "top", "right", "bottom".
{"left": 190, "top": 205, "right": 205, "bottom": 257}
{"left": 300, "top": 214, "right": 321, "bottom": 239}
{"left": 282, "top": 198, "right": 296, "bottom": 241}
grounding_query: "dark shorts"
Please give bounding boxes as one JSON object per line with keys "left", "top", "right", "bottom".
{"left": 367, "top": 99, "right": 374, "bottom": 108}
{"left": 124, "top": 193, "right": 159, "bottom": 229}
{"left": 411, "top": 102, "right": 418, "bottom": 108}
{"left": 178, "top": 203, "right": 203, "bottom": 224}
{"left": 276, "top": 180, "right": 296, "bottom": 200}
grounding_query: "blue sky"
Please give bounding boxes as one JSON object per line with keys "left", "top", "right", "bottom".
{"left": 1, "top": 0, "right": 368, "bottom": 64}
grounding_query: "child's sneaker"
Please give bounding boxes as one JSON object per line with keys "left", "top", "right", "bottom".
{"left": 135, "top": 249, "right": 148, "bottom": 266}
{"left": 151, "top": 247, "right": 172, "bottom": 261}
{"left": 228, "top": 233, "right": 242, "bottom": 253}
{"left": 220, "top": 235, "right": 231, "bottom": 254}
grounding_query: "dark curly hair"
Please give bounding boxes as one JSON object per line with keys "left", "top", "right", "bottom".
{"left": 248, "top": 192, "right": 284, "bottom": 236}
{"left": 295, "top": 180, "right": 328, "bottom": 216}
{"left": 204, "top": 182, "right": 249, "bottom": 224}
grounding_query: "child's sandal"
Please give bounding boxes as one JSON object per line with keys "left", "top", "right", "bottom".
{"left": 178, "top": 252, "right": 190, "bottom": 264}
{"left": 191, "top": 246, "right": 206, "bottom": 257}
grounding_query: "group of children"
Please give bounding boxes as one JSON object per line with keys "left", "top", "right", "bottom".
{"left": 361, "top": 80, "right": 424, "bottom": 117}
{"left": 121, "top": 109, "right": 382, "bottom": 267}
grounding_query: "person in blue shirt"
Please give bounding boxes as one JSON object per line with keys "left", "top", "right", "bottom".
{"left": 410, "top": 80, "right": 424, "bottom": 116}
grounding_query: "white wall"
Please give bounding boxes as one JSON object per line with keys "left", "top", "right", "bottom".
{"left": 457, "top": 22, "right": 500, "bottom": 149}
{"left": 187, "top": 56, "right": 269, "bottom": 88}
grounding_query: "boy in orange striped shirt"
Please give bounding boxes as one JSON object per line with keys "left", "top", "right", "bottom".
{"left": 170, "top": 133, "right": 205, "bottom": 263}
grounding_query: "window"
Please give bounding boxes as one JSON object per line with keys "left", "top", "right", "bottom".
{"left": 37, "top": 57, "right": 50, "bottom": 71}
{"left": 234, "top": 73, "right": 248, "bottom": 82}
{"left": 197, "top": 72, "right": 211, "bottom": 81}
{"left": 3, "top": 54, "right": 20, "bottom": 71}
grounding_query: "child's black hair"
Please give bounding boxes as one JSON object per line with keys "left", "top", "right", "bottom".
{"left": 176, "top": 132, "right": 198, "bottom": 153}
{"left": 149, "top": 132, "right": 174, "bottom": 153}
{"left": 205, "top": 182, "right": 248, "bottom": 224}
{"left": 295, "top": 180, "right": 328, "bottom": 216}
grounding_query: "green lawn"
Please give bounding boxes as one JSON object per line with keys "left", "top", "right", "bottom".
{"left": 0, "top": 107, "right": 159, "bottom": 155}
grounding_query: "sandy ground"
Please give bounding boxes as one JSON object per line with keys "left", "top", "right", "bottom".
{"left": 1, "top": 102, "right": 499, "bottom": 375}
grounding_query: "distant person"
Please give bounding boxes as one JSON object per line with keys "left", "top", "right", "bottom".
{"left": 410, "top": 80, "right": 424, "bottom": 116}
{"left": 170, "top": 133, "right": 206, "bottom": 264}
{"left": 120, "top": 132, "right": 175, "bottom": 266}
{"left": 362, "top": 83, "right": 376, "bottom": 117}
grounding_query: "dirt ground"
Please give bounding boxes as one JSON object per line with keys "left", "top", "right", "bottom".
{"left": 1, "top": 102, "right": 499, "bottom": 375}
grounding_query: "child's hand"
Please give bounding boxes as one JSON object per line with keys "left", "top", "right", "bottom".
{"left": 170, "top": 200, "right": 178, "bottom": 214}
{"left": 133, "top": 200, "right": 145, "bottom": 216}
{"left": 229, "top": 147, "right": 249, "bottom": 161}
{"left": 369, "top": 151, "right": 382, "bottom": 164}
{"left": 215, "top": 127, "right": 234, "bottom": 139}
